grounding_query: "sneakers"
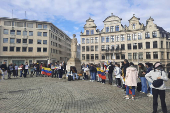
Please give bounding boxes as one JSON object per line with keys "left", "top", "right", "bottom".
{"left": 102, "top": 83, "right": 105, "bottom": 84}
{"left": 147, "top": 93, "right": 151, "bottom": 96}
{"left": 124, "top": 96, "right": 129, "bottom": 99}
{"left": 147, "top": 93, "right": 153, "bottom": 97}
{"left": 132, "top": 97, "right": 135, "bottom": 100}
{"left": 90, "top": 80, "right": 92, "bottom": 82}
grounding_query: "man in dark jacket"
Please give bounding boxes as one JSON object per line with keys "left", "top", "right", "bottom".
{"left": 108, "top": 62, "right": 114, "bottom": 85}
{"left": 1, "top": 62, "right": 7, "bottom": 79}
{"left": 123, "top": 59, "right": 129, "bottom": 89}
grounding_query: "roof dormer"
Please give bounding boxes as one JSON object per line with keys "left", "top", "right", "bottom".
{"left": 128, "top": 14, "right": 144, "bottom": 30}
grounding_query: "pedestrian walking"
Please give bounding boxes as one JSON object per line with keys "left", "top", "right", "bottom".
{"left": 108, "top": 62, "right": 114, "bottom": 85}
{"left": 145, "top": 62, "right": 168, "bottom": 113}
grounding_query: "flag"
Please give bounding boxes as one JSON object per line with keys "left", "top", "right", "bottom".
{"left": 97, "top": 68, "right": 106, "bottom": 80}
{"left": 41, "top": 67, "right": 52, "bottom": 76}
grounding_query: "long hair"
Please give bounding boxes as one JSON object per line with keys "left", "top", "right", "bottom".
{"left": 138, "top": 63, "right": 144, "bottom": 69}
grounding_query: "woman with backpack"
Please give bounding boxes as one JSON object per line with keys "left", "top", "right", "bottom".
{"left": 145, "top": 62, "right": 168, "bottom": 113}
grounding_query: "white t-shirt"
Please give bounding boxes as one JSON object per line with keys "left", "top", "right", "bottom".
{"left": 25, "top": 65, "right": 28, "bottom": 69}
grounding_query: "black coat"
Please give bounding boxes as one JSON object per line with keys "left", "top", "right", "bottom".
{"left": 124, "top": 62, "right": 129, "bottom": 77}
{"left": 58, "top": 66, "right": 63, "bottom": 74}
{"left": 90, "top": 66, "right": 96, "bottom": 73}
{"left": 168, "top": 72, "right": 170, "bottom": 79}
{"left": 1, "top": 64, "right": 7, "bottom": 71}
{"left": 108, "top": 64, "right": 114, "bottom": 74}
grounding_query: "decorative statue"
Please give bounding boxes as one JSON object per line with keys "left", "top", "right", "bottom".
{"left": 71, "top": 34, "right": 77, "bottom": 58}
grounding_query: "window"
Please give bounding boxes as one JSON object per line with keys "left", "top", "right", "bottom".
{"left": 115, "top": 25, "right": 119, "bottom": 31}
{"left": 106, "top": 45, "right": 109, "bottom": 50}
{"left": 82, "top": 46, "right": 85, "bottom": 52}
{"left": 53, "top": 35, "right": 54, "bottom": 39}
{"left": 167, "top": 52, "right": 169, "bottom": 59}
{"left": 95, "top": 37, "right": 98, "bottom": 43}
{"left": 3, "top": 47, "right": 8, "bottom": 51}
{"left": 43, "top": 40, "right": 47, "bottom": 44}
{"left": 22, "top": 47, "right": 27, "bottom": 52}
{"left": 132, "top": 24, "right": 135, "bottom": 29}
{"left": 116, "top": 45, "right": 119, "bottom": 50}
{"left": 10, "top": 30, "right": 15, "bottom": 35}
{"left": 106, "top": 37, "right": 109, "bottom": 43}
{"left": 133, "top": 53, "right": 137, "bottom": 59}
{"left": 86, "top": 30, "right": 89, "bottom": 35}
{"left": 3, "top": 29, "right": 8, "bottom": 34}
{"left": 95, "top": 54, "right": 98, "bottom": 60}
{"left": 23, "top": 39, "right": 27, "bottom": 43}
{"left": 106, "top": 27, "right": 109, "bottom": 32}
{"left": 17, "top": 30, "right": 21, "bottom": 35}
{"left": 29, "top": 39, "right": 33, "bottom": 44}
{"left": 128, "top": 44, "right": 131, "bottom": 50}
{"left": 82, "top": 38, "right": 85, "bottom": 44}
{"left": 43, "top": 25, "right": 47, "bottom": 29}
{"left": 37, "top": 32, "right": 42, "bottom": 36}
{"left": 152, "top": 31, "right": 157, "bottom": 38}
{"left": 121, "top": 35, "right": 125, "bottom": 41}
{"left": 10, "top": 47, "right": 14, "bottom": 51}
{"left": 115, "top": 35, "right": 119, "bottom": 42}
{"left": 23, "top": 31, "right": 27, "bottom": 36}
{"left": 51, "top": 48, "right": 52, "bottom": 53}
{"left": 161, "top": 52, "right": 164, "bottom": 59}
{"left": 53, "top": 42, "right": 55, "bottom": 46}
{"left": 138, "top": 33, "right": 142, "bottom": 40}
{"left": 86, "top": 38, "right": 89, "bottom": 44}
{"left": 4, "top": 21, "right": 11, "bottom": 26}
{"left": 116, "top": 54, "right": 120, "bottom": 59}
{"left": 102, "top": 54, "right": 105, "bottom": 60}
{"left": 28, "top": 31, "right": 33, "bottom": 36}
{"left": 132, "top": 34, "right": 137, "bottom": 40}
{"left": 28, "top": 47, "right": 33, "bottom": 52}
{"left": 145, "top": 32, "right": 150, "bottom": 38}
{"left": 86, "top": 46, "right": 89, "bottom": 51}
{"left": 133, "top": 43, "right": 137, "bottom": 49}
{"left": 121, "top": 44, "right": 125, "bottom": 50}
{"left": 27, "top": 23, "right": 33, "bottom": 28}
{"left": 91, "top": 46, "right": 94, "bottom": 51}
{"left": 16, "top": 39, "right": 21, "bottom": 43}
{"left": 111, "top": 45, "right": 114, "bottom": 50}
{"left": 37, "top": 40, "right": 41, "bottom": 44}
{"left": 43, "top": 32, "right": 47, "bottom": 37}
{"left": 128, "top": 53, "right": 132, "bottom": 60}
{"left": 91, "top": 30, "right": 94, "bottom": 35}
{"left": 38, "top": 24, "right": 42, "bottom": 28}
{"left": 146, "top": 52, "right": 151, "bottom": 59}
{"left": 10, "top": 38, "right": 15, "bottom": 43}
{"left": 16, "top": 47, "right": 20, "bottom": 52}
{"left": 56, "top": 50, "right": 58, "bottom": 54}
{"left": 106, "top": 54, "right": 109, "bottom": 60}
{"left": 82, "top": 54, "right": 85, "bottom": 60}
{"left": 91, "top": 38, "right": 94, "bottom": 43}
{"left": 127, "top": 34, "right": 131, "bottom": 41}
{"left": 110, "top": 26, "right": 114, "bottom": 32}
{"left": 43, "top": 48, "right": 47, "bottom": 52}
{"left": 101, "top": 45, "right": 105, "bottom": 51}
{"left": 95, "top": 45, "right": 98, "bottom": 51}
{"left": 139, "top": 52, "right": 143, "bottom": 59}
{"left": 91, "top": 54, "right": 94, "bottom": 60}
{"left": 51, "top": 33, "right": 52, "bottom": 38}
{"left": 111, "top": 36, "right": 114, "bottom": 42}
{"left": 166, "top": 42, "right": 168, "bottom": 48}
{"left": 56, "top": 43, "right": 57, "bottom": 47}
{"left": 153, "top": 41, "right": 157, "bottom": 48}
{"left": 121, "top": 54, "right": 125, "bottom": 59}
{"left": 101, "top": 37, "right": 105, "bottom": 43}
{"left": 146, "top": 42, "right": 150, "bottom": 49}
{"left": 161, "top": 41, "right": 163, "bottom": 48}
{"left": 138, "top": 43, "right": 142, "bottom": 49}
{"left": 16, "top": 22, "right": 23, "bottom": 27}
{"left": 86, "top": 54, "right": 89, "bottom": 60}
{"left": 55, "top": 36, "right": 57, "bottom": 40}
{"left": 37, "top": 48, "right": 41, "bottom": 52}
{"left": 3, "top": 38, "right": 8, "bottom": 43}
{"left": 153, "top": 52, "right": 158, "bottom": 59}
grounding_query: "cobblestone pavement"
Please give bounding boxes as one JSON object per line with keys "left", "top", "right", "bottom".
{"left": 0, "top": 76, "right": 170, "bottom": 113}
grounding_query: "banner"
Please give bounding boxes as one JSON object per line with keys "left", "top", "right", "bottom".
{"left": 42, "top": 67, "right": 52, "bottom": 76}
{"left": 97, "top": 68, "right": 106, "bottom": 80}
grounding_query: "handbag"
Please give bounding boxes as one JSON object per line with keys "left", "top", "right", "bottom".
{"left": 152, "top": 71, "right": 163, "bottom": 88}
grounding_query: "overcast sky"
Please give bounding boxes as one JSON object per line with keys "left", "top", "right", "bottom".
{"left": 0, "top": 0, "right": 170, "bottom": 43}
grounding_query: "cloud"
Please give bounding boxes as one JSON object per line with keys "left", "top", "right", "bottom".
{"left": 0, "top": 0, "right": 170, "bottom": 42}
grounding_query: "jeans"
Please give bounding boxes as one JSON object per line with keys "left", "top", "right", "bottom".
{"left": 72, "top": 73, "right": 79, "bottom": 80}
{"left": 24, "top": 69, "right": 28, "bottom": 77}
{"left": 36, "top": 70, "right": 39, "bottom": 76}
{"left": 20, "top": 70, "right": 23, "bottom": 77}
{"left": 91, "top": 72, "right": 95, "bottom": 80}
{"left": 152, "top": 88, "right": 167, "bottom": 113}
{"left": 126, "top": 86, "right": 135, "bottom": 95}
{"left": 148, "top": 81, "right": 152, "bottom": 94}
{"left": 140, "top": 77, "right": 147, "bottom": 93}
{"left": 108, "top": 73, "right": 113, "bottom": 84}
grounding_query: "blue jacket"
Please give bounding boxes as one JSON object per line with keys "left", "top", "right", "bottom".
{"left": 146, "top": 67, "right": 152, "bottom": 74}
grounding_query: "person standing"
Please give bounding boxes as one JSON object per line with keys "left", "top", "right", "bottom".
{"left": 138, "top": 63, "right": 147, "bottom": 94}
{"left": 114, "top": 64, "right": 121, "bottom": 88}
{"left": 168, "top": 71, "right": 170, "bottom": 79}
{"left": 19, "top": 64, "right": 23, "bottom": 77}
{"left": 24, "top": 62, "right": 29, "bottom": 78}
{"left": 51, "top": 64, "right": 55, "bottom": 78}
{"left": 90, "top": 64, "right": 96, "bottom": 82}
{"left": 1, "top": 62, "right": 7, "bottom": 80}
{"left": 108, "top": 62, "right": 114, "bottom": 85}
{"left": 120, "top": 62, "right": 125, "bottom": 88}
{"left": 124, "top": 62, "right": 138, "bottom": 100}
{"left": 123, "top": 59, "right": 129, "bottom": 89}
{"left": 58, "top": 63, "right": 63, "bottom": 79}
{"left": 14, "top": 64, "right": 18, "bottom": 77}
{"left": 145, "top": 62, "right": 168, "bottom": 113}
{"left": 62, "top": 61, "right": 66, "bottom": 74}
{"left": 30, "top": 63, "right": 34, "bottom": 77}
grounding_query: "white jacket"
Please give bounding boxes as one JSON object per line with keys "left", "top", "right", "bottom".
{"left": 114, "top": 67, "right": 121, "bottom": 78}
{"left": 145, "top": 69, "right": 168, "bottom": 90}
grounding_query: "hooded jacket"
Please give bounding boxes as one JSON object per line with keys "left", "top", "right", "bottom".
{"left": 125, "top": 66, "right": 138, "bottom": 86}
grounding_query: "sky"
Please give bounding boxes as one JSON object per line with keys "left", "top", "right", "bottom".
{"left": 0, "top": 0, "right": 170, "bottom": 43}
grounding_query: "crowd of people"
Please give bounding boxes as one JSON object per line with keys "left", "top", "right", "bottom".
{"left": 0, "top": 59, "right": 170, "bottom": 113}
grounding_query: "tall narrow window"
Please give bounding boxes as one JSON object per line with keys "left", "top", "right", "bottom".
{"left": 102, "top": 54, "right": 105, "bottom": 60}
{"left": 95, "top": 46, "right": 98, "bottom": 51}
{"left": 111, "top": 45, "right": 114, "bottom": 51}
{"left": 82, "top": 54, "right": 85, "bottom": 60}
{"left": 138, "top": 43, "right": 142, "bottom": 49}
{"left": 138, "top": 33, "right": 142, "bottom": 40}
{"left": 111, "top": 36, "right": 114, "bottom": 42}
{"left": 86, "top": 38, "right": 89, "bottom": 44}
{"left": 132, "top": 34, "right": 137, "bottom": 40}
{"left": 153, "top": 41, "right": 157, "bottom": 48}
{"left": 121, "top": 44, "right": 125, "bottom": 50}
{"left": 146, "top": 52, "right": 151, "bottom": 59}
{"left": 128, "top": 53, "right": 132, "bottom": 60}
{"left": 116, "top": 45, "right": 119, "bottom": 50}
{"left": 115, "top": 35, "right": 119, "bottom": 42}
{"left": 153, "top": 52, "right": 158, "bottom": 59}
{"left": 146, "top": 42, "right": 150, "bottom": 49}
{"left": 139, "top": 52, "right": 143, "bottom": 59}
{"left": 133, "top": 53, "right": 137, "bottom": 59}
{"left": 115, "top": 25, "right": 119, "bottom": 31}
{"left": 101, "top": 45, "right": 105, "bottom": 51}
{"left": 91, "top": 30, "right": 94, "bottom": 35}
{"left": 86, "top": 30, "right": 89, "bottom": 35}
{"left": 145, "top": 32, "right": 150, "bottom": 39}
{"left": 132, "top": 24, "right": 135, "bottom": 29}
{"left": 91, "top": 46, "right": 94, "bottom": 51}
{"left": 95, "top": 54, "right": 98, "bottom": 60}
{"left": 106, "top": 45, "right": 109, "bottom": 50}
{"left": 106, "top": 27, "right": 109, "bottom": 32}
{"left": 121, "top": 35, "right": 125, "bottom": 41}
{"left": 91, "top": 54, "right": 94, "bottom": 60}
{"left": 106, "top": 37, "right": 109, "bottom": 43}
{"left": 127, "top": 34, "right": 131, "bottom": 41}
{"left": 101, "top": 37, "right": 105, "bottom": 43}
{"left": 161, "top": 41, "right": 163, "bottom": 48}
{"left": 90, "top": 38, "right": 94, "bottom": 43}
{"left": 133, "top": 43, "right": 137, "bottom": 49}
{"left": 95, "top": 37, "right": 98, "bottom": 43}
{"left": 152, "top": 31, "right": 157, "bottom": 38}
{"left": 86, "top": 46, "right": 89, "bottom": 51}
{"left": 110, "top": 26, "right": 114, "bottom": 32}
{"left": 128, "top": 44, "right": 131, "bottom": 50}
{"left": 82, "top": 38, "right": 85, "bottom": 44}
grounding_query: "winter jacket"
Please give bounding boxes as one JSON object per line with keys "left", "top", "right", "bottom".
{"left": 108, "top": 64, "right": 114, "bottom": 74}
{"left": 145, "top": 69, "right": 168, "bottom": 90}
{"left": 1, "top": 64, "right": 7, "bottom": 71}
{"left": 146, "top": 67, "right": 152, "bottom": 74}
{"left": 114, "top": 66, "right": 121, "bottom": 78}
{"left": 90, "top": 66, "right": 96, "bottom": 73}
{"left": 138, "top": 67, "right": 147, "bottom": 77}
{"left": 125, "top": 66, "right": 138, "bottom": 86}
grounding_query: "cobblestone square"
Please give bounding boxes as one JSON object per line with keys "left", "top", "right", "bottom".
{"left": 0, "top": 76, "right": 170, "bottom": 113}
